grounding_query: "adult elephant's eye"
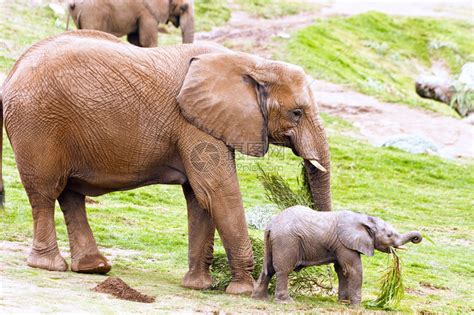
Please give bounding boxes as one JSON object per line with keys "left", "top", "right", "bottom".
{"left": 290, "top": 108, "right": 303, "bottom": 122}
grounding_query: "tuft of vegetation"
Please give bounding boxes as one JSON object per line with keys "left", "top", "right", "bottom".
{"left": 286, "top": 12, "right": 474, "bottom": 115}
{"left": 257, "top": 163, "right": 313, "bottom": 209}
{"left": 450, "top": 82, "right": 474, "bottom": 116}
{"left": 210, "top": 235, "right": 265, "bottom": 291}
{"left": 368, "top": 248, "right": 404, "bottom": 309}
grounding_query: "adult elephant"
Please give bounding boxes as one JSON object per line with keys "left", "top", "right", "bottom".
{"left": 0, "top": 30, "right": 331, "bottom": 295}
{"left": 67, "top": 0, "right": 195, "bottom": 46}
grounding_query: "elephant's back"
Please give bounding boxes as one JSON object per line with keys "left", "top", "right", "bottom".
{"left": 2, "top": 31, "right": 180, "bottom": 125}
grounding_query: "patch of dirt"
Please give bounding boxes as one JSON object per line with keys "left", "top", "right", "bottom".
{"left": 93, "top": 277, "right": 155, "bottom": 303}
{"left": 311, "top": 78, "right": 474, "bottom": 159}
{"left": 406, "top": 282, "right": 450, "bottom": 297}
{"left": 420, "top": 281, "right": 449, "bottom": 291}
{"left": 197, "top": 9, "right": 321, "bottom": 58}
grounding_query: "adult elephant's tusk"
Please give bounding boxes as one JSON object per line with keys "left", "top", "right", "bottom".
{"left": 309, "top": 160, "right": 327, "bottom": 173}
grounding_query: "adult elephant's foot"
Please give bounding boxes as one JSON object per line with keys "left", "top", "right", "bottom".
{"left": 181, "top": 270, "right": 212, "bottom": 290}
{"left": 27, "top": 249, "right": 68, "bottom": 271}
{"left": 71, "top": 253, "right": 111, "bottom": 274}
{"left": 225, "top": 277, "right": 254, "bottom": 295}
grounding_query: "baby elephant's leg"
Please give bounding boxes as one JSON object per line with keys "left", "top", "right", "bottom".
{"left": 334, "top": 262, "right": 349, "bottom": 303}
{"left": 337, "top": 251, "right": 363, "bottom": 305}
{"left": 275, "top": 270, "right": 293, "bottom": 303}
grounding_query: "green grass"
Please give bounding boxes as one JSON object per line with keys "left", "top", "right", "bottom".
{"left": 1, "top": 113, "right": 473, "bottom": 312}
{"left": 234, "top": 0, "right": 316, "bottom": 19}
{"left": 1, "top": 3, "right": 473, "bottom": 312}
{"left": 286, "top": 12, "right": 474, "bottom": 115}
{"left": 195, "top": 0, "right": 231, "bottom": 31}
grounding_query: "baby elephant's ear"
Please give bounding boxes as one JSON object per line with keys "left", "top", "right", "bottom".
{"left": 177, "top": 53, "right": 269, "bottom": 157}
{"left": 337, "top": 213, "right": 375, "bottom": 256}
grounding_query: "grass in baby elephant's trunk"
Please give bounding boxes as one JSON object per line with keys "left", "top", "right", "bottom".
{"left": 367, "top": 248, "right": 404, "bottom": 309}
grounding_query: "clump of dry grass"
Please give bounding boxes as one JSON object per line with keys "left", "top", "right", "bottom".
{"left": 368, "top": 248, "right": 404, "bottom": 309}
{"left": 210, "top": 163, "right": 335, "bottom": 295}
{"left": 210, "top": 235, "right": 335, "bottom": 295}
{"left": 210, "top": 235, "right": 265, "bottom": 291}
{"left": 257, "top": 164, "right": 313, "bottom": 209}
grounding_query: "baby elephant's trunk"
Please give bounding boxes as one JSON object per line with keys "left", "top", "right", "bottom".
{"left": 400, "top": 231, "right": 423, "bottom": 245}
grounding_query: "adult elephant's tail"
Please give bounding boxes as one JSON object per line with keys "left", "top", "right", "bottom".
{"left": 0, "top": 91, "right": 4, "bottom": 208}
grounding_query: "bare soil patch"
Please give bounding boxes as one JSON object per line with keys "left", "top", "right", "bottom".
{"left": 312, "top": 79, "right": 474, "bottom": 159}
{"left": 93, "top": 277, "right": 155, "bottom": 303}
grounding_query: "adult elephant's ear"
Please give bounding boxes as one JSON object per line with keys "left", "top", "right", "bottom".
{"left": 177, "top": 52, "right": 272, "bottom": 157}
{"left": 337, "top": 212, "right": 375, "bottom": 256}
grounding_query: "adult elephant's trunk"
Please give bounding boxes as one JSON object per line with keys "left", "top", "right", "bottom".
{"left": 180, "top": 9, "right": 194, "bottom": 43}
{"left": 398, "top": 231, "right": 423, "bottom": 246}
{"left": 297, "top": 116, "right": 332, "bottom": 212}
{"left": 304, "top": 149, "right": 331, "bottom": 211}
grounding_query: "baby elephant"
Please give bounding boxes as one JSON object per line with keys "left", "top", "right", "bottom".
{"left": 252, "top": 206, "right": 422, "bottom": 305}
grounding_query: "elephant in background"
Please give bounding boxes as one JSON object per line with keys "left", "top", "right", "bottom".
{"left": 67, "top": 0, "right": 195, "bottom": 46}
{"left": 252, "top": 206, "right": 422, "bottom": 304}
{"left": 0, "top": 30, "right": 331, "bottom": 295}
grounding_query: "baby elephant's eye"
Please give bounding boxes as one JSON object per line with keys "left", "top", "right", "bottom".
{"left": 290, "top": 108, "right": 303, "bottom": 122}
{"left": 387, "top": 233, "right": 393, "bottom": 238}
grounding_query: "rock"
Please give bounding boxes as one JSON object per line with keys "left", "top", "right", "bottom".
{"left": 381, "top": 134, "right": 438, "bottom": 155}
{"left": 415, "top": 75, "right": 454, "bottom": 104}
{"left": 276, "top": 32, "right": 291, "bottom": 39}
{"left": 245, "top": 204, "right": 277, "bottom": 230}
{"left": 458, "top": 62, "right": 474, "bottom": 87}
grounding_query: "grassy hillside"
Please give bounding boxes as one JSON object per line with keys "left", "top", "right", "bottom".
{"left": 286, "top": 12, "right": 474, "bottom": 115}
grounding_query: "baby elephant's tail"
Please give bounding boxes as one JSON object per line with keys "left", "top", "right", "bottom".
{"left": 251, "top": 230, "right": 275, "bottom": 299}
{"left": 262, "top": 230, "right": 274, "bottom": 275}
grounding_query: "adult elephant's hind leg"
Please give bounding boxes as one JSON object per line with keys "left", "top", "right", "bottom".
{"left": 181, "top": 183, "right": 215, "bottom": 290}
{"left": 138, "top": 15, "right": 158, "bottom": 47}
{"left": 26, "top": 192, "right": 68, "bottom": 271}
{"left": 58, "top": 190, "right": 110, "bottom": 274}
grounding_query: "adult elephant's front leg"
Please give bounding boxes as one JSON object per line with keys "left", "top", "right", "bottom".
{"left": 181, "top": 183, "right": 215, "bottom": 290}
{"left": 210, "top": 185, "right": 254, "bottom": 294}
{"left": 180, "top": 140, "right": 254, "bottom": 295}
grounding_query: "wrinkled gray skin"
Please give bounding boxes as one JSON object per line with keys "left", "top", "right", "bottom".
{"left": 252, "top": 206, "right": 422, "bottom": 305}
